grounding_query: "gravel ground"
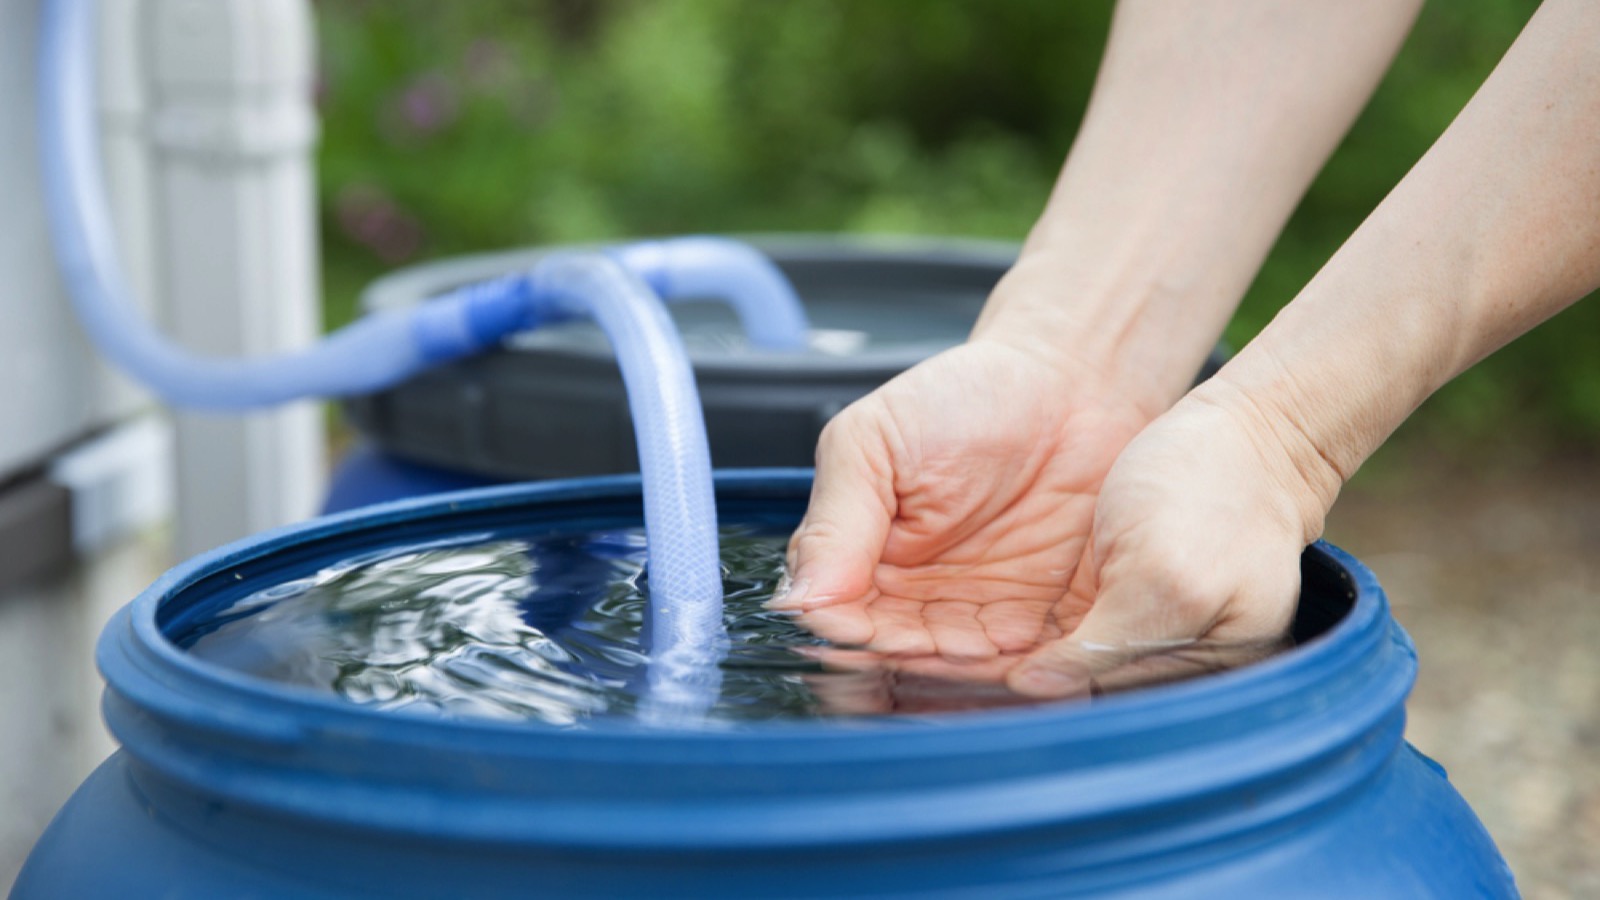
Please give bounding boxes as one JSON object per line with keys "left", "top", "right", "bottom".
{"left": 1325, "top": 453, "right": 1599, "bottom": 899}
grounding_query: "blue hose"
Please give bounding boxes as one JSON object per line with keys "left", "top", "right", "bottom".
{"left": 613, "top": 238, "right": 810, "bottom": 351}
{"left": 531, "top": 255, "right": 727, "bottom": 721}
{"left": 35, "top": 0, "right": 807, "bottom": 410}
{"left": 36, "top": 0, "right": 808, "bottom": 721}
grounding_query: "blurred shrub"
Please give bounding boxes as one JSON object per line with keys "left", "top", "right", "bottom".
{"left": 315, "top": 0, "right": 1597, "bottom": 450}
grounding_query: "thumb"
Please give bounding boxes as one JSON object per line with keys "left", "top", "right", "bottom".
{"left": 773, "top": 416, "right": 895, "bottom": 611}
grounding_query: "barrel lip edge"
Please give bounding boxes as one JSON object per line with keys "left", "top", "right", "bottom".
{"left": 96, "top": 471, "right": 1416, "bottom": 845}
{"left": 106, "top": 471, "right": 1398, "bottom": 746}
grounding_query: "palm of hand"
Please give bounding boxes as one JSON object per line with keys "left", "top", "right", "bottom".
{"left": 787, "top": 342, "right": 1148, "bottom": 680}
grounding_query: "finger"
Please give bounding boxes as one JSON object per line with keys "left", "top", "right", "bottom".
{"left": 890, "top": 653, "right": 1018, "bottom": 685}
{"left": 776, "top": 414, "right": 896, "bottom": 611}
{"left": 921, "top": 600, "right": 999, "bottom": 661}
{"left": 804, "top": 669, "right": 893, "bottom": 716}
{"left": 976, "top": 599, "right": 1052, "bottom": 654}
{"left": 790, "top": 644, "right": 885, "bottom": 672}
{"left": 1010, "top": 549, "right": 1302, "bottom": 698}
{"left": 882, "top": 673, "right": 1029, "bottom": 715}
{"left": 1087, "top": 635, "right": 1291, "bottom": 695}
{"left": 1005, "top": 571, "right": 1201, "bottom": 698}
{"left": 863, "top": 596, "right": 938, "bottom": 656}
{"left": 793, "top": 602, "right": 876, "bottom": 646}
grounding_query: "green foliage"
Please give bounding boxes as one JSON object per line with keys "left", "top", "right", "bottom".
{"left": 314, "top": 0, "right": 1598, "bottom": 448}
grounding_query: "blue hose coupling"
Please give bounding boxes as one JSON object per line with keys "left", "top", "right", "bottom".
{"left": 409, "top": 274, "right": 563, "bottom": 365}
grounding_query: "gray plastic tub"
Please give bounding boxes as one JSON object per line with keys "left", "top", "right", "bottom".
{"left": 342, "top": 235, "right": 1219, "bottom": 480}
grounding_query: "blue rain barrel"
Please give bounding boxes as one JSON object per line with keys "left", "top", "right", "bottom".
{"left": 14, "top": 471, "right": 1517, "bottom": 899}
{"left": 323, "top": 441, "right": 499, "bottom": 513}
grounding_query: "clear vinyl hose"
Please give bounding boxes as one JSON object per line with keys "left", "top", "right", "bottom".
{"left": 37, "top": 0, "right": 807, "bottom": 720}
{"left": 35, "top": 0, "right": 805, "bottom": 409}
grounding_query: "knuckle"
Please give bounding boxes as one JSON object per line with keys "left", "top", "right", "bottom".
{"left": 816, "top": 404, "right": 869, "bottom": 456}
{"left": 815, "top": 416, "right": 847, "bottom": 461}
{"left": 787, "top": 518, "right": 844, "bottom": 557}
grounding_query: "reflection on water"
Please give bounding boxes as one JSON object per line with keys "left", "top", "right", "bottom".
{"left": 182, "top": 527, "right": 1284, "bottom": 727}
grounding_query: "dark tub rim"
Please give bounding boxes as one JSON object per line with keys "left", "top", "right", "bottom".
{"left": 356, "top": 233, "right": 1024, "bottom": 375}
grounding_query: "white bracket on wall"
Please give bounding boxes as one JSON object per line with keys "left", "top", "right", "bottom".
{"left": 48, "top": 416, "right": 175, "bottom": 559}
{"left": 98, "top": 0, "right": 326, "bottom": 557}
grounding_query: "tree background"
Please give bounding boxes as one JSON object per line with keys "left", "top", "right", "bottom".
{"left": 314, "top": 0, "right": 1595, "bottom": 459}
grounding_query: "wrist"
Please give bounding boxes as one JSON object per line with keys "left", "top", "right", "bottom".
{"left": 1203, "top": 218, "right": 1468, "bottom": 500}
{"left": 970, "top": 245, "right": 1227, "bottom": 421}
{"left": 1179, "top": 373, "right": 1346, "bottom": 545}
{"left": 1186, "top": 278, "right": 1447, "bottom": 542}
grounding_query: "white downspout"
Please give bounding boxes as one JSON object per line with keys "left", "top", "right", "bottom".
{"left": 112, "top": 0, "right": 325, "bottom": 556}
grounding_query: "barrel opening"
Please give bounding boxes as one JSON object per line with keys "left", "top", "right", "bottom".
{"left": 1291, "top": 547, "right": 1358, "bottom": 644}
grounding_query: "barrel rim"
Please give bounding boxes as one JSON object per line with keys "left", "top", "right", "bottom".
{"left": 95, "top": 470, "right": 1415, "bottom": 850}
{"left": 106, "top": 469, "right": 1390, "bottom": 734}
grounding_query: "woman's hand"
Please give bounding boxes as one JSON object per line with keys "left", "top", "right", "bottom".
{"left": 781, "top": 0, "right": 1600, "bottom": 708}
{"left": 1005, "top": 382, "right": 1334, "bottom": 697}
{"left": 774, "top": 335, "right": 1154, "bottom": 675}
{"left": 778, "top": 354, "right": 1328, "bottom": 702}
{"left": 1002, "top": 0, "right": 1600, "bottom": 698}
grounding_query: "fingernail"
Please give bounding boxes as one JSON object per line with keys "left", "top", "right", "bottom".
{"left": 1011, "top": 667, "right": 1089, "bottom": 698}
{"left": 766, "top": 575, "right": 810, "bottom": 610}
{"left": 798, "top": 590, "right": 839, "bottom": 612}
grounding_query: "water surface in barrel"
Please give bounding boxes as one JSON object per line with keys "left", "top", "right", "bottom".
{"left": 179, "top": 526, "right": 1284, "bottom": 726}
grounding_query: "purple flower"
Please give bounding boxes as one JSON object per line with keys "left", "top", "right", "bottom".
{"left": 393, "top": 72, "right": 460, "bottom": 136}
{"left": 335, "top": 183, "right": 427, "bottom": 264}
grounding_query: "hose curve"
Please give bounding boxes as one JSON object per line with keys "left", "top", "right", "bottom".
{"left": 531, "top": 255, "right": 727, "bottom": 720}
{"left": 37, "top": 0, "right": 806, "bottom": 410}
{"left": 40, "top": 0, "right": 748, "bottom": 721}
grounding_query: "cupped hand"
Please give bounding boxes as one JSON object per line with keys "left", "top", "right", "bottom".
{"left": 773, "top": 336, "right": 1153, "bottom": 671}
{"left": 1004, "top": 385, "right": 1336, "bottom": 697}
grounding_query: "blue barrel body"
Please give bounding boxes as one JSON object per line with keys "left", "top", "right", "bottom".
{"left": 15, "top": 472, "right": 1517, "bottom": 899}
{"left": 323, "top": 442, "right": 498, "bottom": 514}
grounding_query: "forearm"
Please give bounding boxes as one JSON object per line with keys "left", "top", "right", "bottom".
{"left": 1204, "top": 0, "right": 1600, "bottom": 533}
{"left": 976, "top": 0, "right": 1421, "bottom": 416}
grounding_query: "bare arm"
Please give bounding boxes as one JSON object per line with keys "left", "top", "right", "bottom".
{"left": 977, "top": 0, "right": 1423, "bottom": 416}
{"left": 782, "top": 1, "right": 1424, "bottom": 672}
{"left": 1216, "top": 0, "right": 1600, "bottom": 502}
{"left": 1010, "top": 0, "right": 1600, "bottom": 695}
